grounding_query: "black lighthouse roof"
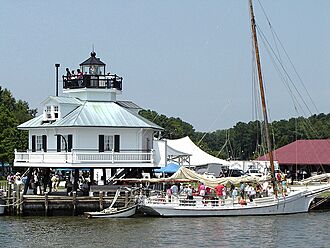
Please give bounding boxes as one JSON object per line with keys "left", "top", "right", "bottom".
{"left": 80, "top": 51, "right": 106, "bottom": 66}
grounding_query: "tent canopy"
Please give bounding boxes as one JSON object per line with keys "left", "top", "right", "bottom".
{"left": 167, "top": 136, "right": 230, "bottom": 166}
{"left": 116, "top": 167, "right": 270, "bottom": 188}
{"left": 154, "top": 163, "right": 181, "bottom": 174}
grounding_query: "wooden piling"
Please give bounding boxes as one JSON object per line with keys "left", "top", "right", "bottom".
{"left": 125, "top": 191, "right": 129, "bottom": 207}
{"left": 19, "top": 191, "right": 23, "bottom": 215}
{"left": 99, "top": 191, "right": 104, "bottom": 211}
{"left": 72, "top": 191, "right": 77, "bottom": 216}
{"left": 7, "top": 184, "right": 12, "bottom": 214}
{"left": 16, "top": 185, "right": 21, "bottom": 216}
{"left": 44, "top": 192, "right": 49, "bottom": 216}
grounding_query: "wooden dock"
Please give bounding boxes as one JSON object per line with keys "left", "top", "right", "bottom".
{"left": 1, "top": 183, "right": 137, "bottom": 216}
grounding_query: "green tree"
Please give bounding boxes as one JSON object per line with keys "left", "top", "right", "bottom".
{"left": 0, "top": 87, "right": 35, "bottom": 166}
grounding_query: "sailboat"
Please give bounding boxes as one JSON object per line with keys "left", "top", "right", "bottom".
{"left": 139, "top": 0, "right": 330, "bottom": 217}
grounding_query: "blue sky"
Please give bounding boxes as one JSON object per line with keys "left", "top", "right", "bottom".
{"left": 1, "top": 0, "right": 329, "bottom": 131}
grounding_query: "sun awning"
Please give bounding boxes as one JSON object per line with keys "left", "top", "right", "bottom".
{"left": 154, "top": 163, "right": 181, "bottom": 174}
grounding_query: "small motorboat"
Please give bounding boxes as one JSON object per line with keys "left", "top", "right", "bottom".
{"left": 84, "top": 189, "right": 137, "bottom": 218}
{"left": 84, "top": 205, "right": 137, "bottom": 218}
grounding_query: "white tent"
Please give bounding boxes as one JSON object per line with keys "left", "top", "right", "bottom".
{"left": 166, "top": 136, "right": 231, "bottom": 167}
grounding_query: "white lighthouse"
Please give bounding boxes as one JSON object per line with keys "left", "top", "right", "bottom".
{"left": 14, "top": 52, "right": 163, "bottom": 186}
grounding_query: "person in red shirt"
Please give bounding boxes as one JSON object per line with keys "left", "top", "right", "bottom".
{"left": 215, "top": 183, "right": 224, "bottom": 205}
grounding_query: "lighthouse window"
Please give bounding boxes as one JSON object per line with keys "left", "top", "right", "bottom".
{"left": 46, "top": 106, "right": 52, "bottom": 119}
{"left": 54, "top": 105, "right": 59, "bottom": 119}
{"left": 104, "top": 135, "right": 114, "bottom": 151}
{"left": 36, "top": 136, "right": 43, "bottom": 151}
{"left": 46, "top": 106, "right": 51, "bottom": 113}
{"left": 61, "top": 135, "right": 68, "bottom": 151}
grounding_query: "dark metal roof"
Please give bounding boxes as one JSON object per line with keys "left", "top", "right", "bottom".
{"left": 80, "top": 52, "right": 106, "bottom": 66}
{"left": 116, "top": 101, "right": 141, "bottom": 109}
{"left": 257, "top": 139, "right": 330, "bottom": 165}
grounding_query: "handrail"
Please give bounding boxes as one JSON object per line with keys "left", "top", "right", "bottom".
{"left": 63, "top": 74, "right": 122, "bottom": 90}
{"left": 15, "top": 148, "right": 153, "bottom": 153}
{"left": 14, "top": 149, "right": 154, "bottom": 164}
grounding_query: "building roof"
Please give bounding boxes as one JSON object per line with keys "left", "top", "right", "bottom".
{"left": 116, "top": 101, "right": 141, "bottom": 110}
{"left": 257, "top": 139, "right": 330, "bottom": 165}
{"left": 19, "top": 101, "right": 163, "bottom": 130}
{"left": 80, "top": 52, "right": 105, "bottom": 66}
{"left": 40, "top": 96, "right": 83, "bottom": 105}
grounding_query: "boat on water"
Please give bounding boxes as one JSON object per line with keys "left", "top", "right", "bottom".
{"left": 139, "top": 0, "right": 330, "bottom": 217}
{"left": 84, "top": 205, "right": 137, "bottom": 218}
{"left": 84, "top": 189, "right": 137, "bottom": 218}
{"left": 140, "top": 183, "right": 330, "bottom": 217}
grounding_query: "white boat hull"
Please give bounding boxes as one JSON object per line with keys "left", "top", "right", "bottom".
{"left": 84, "top": 205, "right": 137, "bottom": 218}
{"left": 141, "top": 185, "right": 330, "bottom": 217}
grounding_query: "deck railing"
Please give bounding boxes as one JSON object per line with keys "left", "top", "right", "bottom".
{"left": 14, "top": 149, "right": 154, "bottom": 165}
{"left": 63, "top": 74, "right": 122, "bottom": 90}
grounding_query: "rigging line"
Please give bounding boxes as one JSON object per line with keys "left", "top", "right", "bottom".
{"left": 270, "top": 26, "right": 319, "bottom": 113}
{"left": 296, "top": 118, "right": 330, "bottom": 173}
{"left": 300, "top": 116, "right": 323, "bottom": 140}
{"left": 254, "top": 1, "right": 318, "bottom": 113}
{"left": 257, "top": 30, "right": 302, "bottom": 114}
{"left": 251, "top": 44, "right": 264, "bottom": 154}
{"left": 256, "top": 0, "right": 282, "bottom": 64}
{"left": 251, "top": 39, "right": 261, "bottom": 122}
{"left": 197, "top": 100, "right": 231, "bottom": 146}
{"left": 256, "top": 26, "right": 302, "bottom": 109}
{"left": 216, "top": 130, "right": 229, "bottom": 157}
{"left": 256, "top": 26, "right": 314, "bottom": 116}
{"left": 251, "top": 41, "right": 267, "bottom": 156}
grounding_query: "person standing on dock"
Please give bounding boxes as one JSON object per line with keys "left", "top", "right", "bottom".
{"left": 51, "top": 174, "right": 59, "bottom": 192}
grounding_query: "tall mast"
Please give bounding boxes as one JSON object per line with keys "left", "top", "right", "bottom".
{"left": 248, "top": 0, "right": 276, "bottom": 181}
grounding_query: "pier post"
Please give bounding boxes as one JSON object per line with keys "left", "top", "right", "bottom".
{"left": 12, "top": 190, "right": 16, "bottom": 215}
{"left": 102, "top": 168, "right": 107, "bottom": 185}
{"left": 73, "top": 169, "right": 79, "bottom": 192}
{"left": 7, "top": 184, "right": 12, "bottom": 214}
{"left": 16, "top": 185, "right": 21, "bottom": 216}
{"left": 44, "top": 192, "right": 49, "bottom": 216}
{"left": 99, "top": 191, "right": 104, "bottom": 211}
{"left": 72, "top": 191, "right": 77, "bottom": 216}
{"left": 19, "top": 191, "right": 23, "bottom": 215}
{"left": 125, "top": 191, "right": 129, "bottom": 207}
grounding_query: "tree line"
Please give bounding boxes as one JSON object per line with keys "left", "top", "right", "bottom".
{"left": 139, "top": 110, "right": 330, "bottom": 160}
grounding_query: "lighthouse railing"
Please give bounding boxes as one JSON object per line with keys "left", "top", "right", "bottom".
{"left": 14, "top": 149, "right": 154, "bottom": 165}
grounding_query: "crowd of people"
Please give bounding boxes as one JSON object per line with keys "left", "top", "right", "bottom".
{"left": 164, "top": 175, "right": 289, "bottom": 206}
{"left": 66, "top": 68, "right": 83, "bottom": 80}
{"left": 7, "top": 169, "right": 91, "bottom": 196}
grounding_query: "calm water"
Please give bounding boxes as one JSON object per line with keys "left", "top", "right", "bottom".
{"left": 0, "top": 212, "right": 329, "bottom": 248}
